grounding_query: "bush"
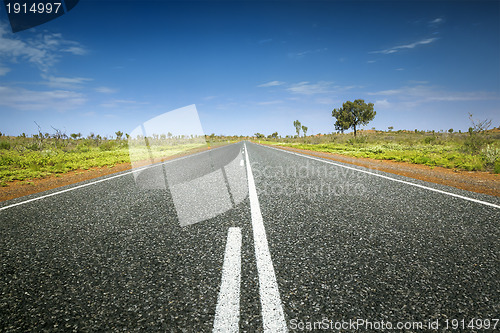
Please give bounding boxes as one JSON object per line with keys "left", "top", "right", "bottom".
{"left": 494, "top": 161, "right": 500, "bottom": 174}
{"left": 481, "top": 145, "right": 500, "bottom": 165}
{"left": 77, "top": 144, "right": 90, "bottom": 152}
{"left": 0, "top": 140, "right": 11, "bottom": 150}
{"left": 26, "top": 143, "right": 40, "bottom": 151}
{"left": 347, "top": 136, "right": 367, "bottom": 145}
{"left": 463, "top": 113, "right": 493, "bottom": 154}
{"left": 99, "top": 141, "right": 117, "bottom": 151}
{"left": 463, "top": 134, "right": 487, "bottom": 154}
{"left": 424, "top": 136, "right": 436, "bottom": 145}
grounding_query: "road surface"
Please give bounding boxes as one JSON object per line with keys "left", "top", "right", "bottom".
{"left": 1, "top": 142, "right": 499, "bottom": 332}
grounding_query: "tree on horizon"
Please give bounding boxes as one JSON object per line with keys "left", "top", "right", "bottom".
{"left": 332, "top": 99, "right": 376, "bottom": 137}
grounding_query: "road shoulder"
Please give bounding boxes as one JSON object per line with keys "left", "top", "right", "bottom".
{"left": 0, "top": 145, "right": 220, "bottom": 202}
{"left": 262, "top": 144, "right": 500, "bottom": 197}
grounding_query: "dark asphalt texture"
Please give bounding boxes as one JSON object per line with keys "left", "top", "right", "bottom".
{"left": 1, "top": 141, "right": 499, "bottom": 332}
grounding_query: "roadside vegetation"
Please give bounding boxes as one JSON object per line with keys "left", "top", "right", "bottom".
{"left": 0, "top": 128, "right": 238, "bottom": 187}
{"left": 1, "top": 107, "right": 498, "bottom": 188}
{"left": 257, "top": 113, "right": 500, "bottom": 174}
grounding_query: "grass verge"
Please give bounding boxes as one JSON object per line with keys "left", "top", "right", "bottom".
{"left": 258, "top": 131, "right": 500, "bottom": 173}
{"left": 0, "top": 137, "right": 230, "bottom": 184}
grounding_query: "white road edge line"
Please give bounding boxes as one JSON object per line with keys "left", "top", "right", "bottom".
{"left": 0, "top": 143, "right": 236, "bottom": 212}
{"left": 213, "top": 227, "right": 242, "bottom": 333}
{"left": 259, "top": 143, "right": 500, "bottom": 209}
{"left": 244, "top": 143, "right": 288, "bottom": 332}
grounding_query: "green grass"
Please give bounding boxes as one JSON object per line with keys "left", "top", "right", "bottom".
{"left": 0, "top": 136, "right": 214, "bottom": 184}
{"left": 0, "top": 147, "right": 128, "bottom": 183}
{"left": 259, "top": 131, "right": 500, "bottom": 173}
{"left": 1, "top": 130, "right": 498, "bottom": 186}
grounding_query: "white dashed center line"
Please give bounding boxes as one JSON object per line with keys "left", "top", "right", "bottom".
{"left": 213, "top": 227, "right": 242, "bottom": 333}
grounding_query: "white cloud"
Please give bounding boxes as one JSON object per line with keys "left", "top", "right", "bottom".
{"left": 371, "top": 37, "right": 438, "bottom": 55}
{"left": 114, "top": 99, "right": 147, "bottom": 104}
{"left": 429, "top": 93, "right": 498, "bottom": 102}
{"left": 370, "top": 88, "right": 401, "bottom": 96}
{"left": 369, "top": 85, "right": 499, "bottom": 104}
{"left": 315, "top": 97, "right": 337, "bottom": 105}
{"left": 0, "top": 66, "right": 10, "bottom": 76}
{"left": 62, "top": 46, "right": 88, "bottom": 55}
{"left": 258, "top": 80, "right": 285, "bottom": 88}
{"left": 429, "top": 17, "right": 445, "bottom": 28}
{"left": 0, "top": 85, "right": 86, "bottom": 111}
{"left": 257, "top": 100, "right": 283, "bottom": 105}
{"left": 0, "top": 27, "right": 50, "bottom": 69}
{"left": 288, "top": 48, "right": 327, "bottom": 59}
{"left": 95, "top": 86, "right": 117, "bottom": 94}
{"left": 375, "top": 99, "right": 391, "bottom": 108}
{"left": 286, "top": 81, "right": 358, "bottom": 96}
{"left": 42, "top": 75, "right": 92, "bottom": 88}
{"left": 100, "top": 99, "right": 149, "bottom": 108}
{"left": 287, "top": 81, "right": 334, "bottom": 95}
{"left": 0, "top": 23, "right": 87, "bottom": 72}
{"left": 408, "top": 80, "right": 429, "bottom": 85}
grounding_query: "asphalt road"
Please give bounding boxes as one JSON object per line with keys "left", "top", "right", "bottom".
{"left": 1, "top": 141, "right": 499, "bottom": 332}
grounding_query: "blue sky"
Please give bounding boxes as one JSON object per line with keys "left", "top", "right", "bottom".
{"left": 0, "top": 0, "right": 498, "bottom": 137}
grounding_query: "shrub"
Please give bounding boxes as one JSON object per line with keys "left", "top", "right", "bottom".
{"left": 481, "top": 145, "right": 500, "bottom": 165}
{"left": 366, "top": 145, "right": 384, "bottom": 154}
{"left": 463, "top": 134, "right": 487, "bottom": 154}
{"left": 347, "top": 136, "right": 367, "bottom": 145}
{"left": 26, "top": 143, "right": 40, "bottom": 151}
{"left": 0, "top": 140, "right": 11, "bottom": 150}
{"left": 494, "top": 161, "right": 500, "bottom": 174}
{"left": 463, "top": 113, "right": 493, "bottom": 154}
{"left": 424, "top": 136, "right": 436, "bottom": 145}
{"left": 99, "top": 141, "right": 117, "bottom": 151}
{"left": 77, "top": 145, "right": 90, "bottom": 152}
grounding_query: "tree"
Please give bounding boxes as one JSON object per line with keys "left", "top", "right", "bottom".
{"left": 271, "top": 132, "right": 279, "bottom": 139}
{"left": 115, "top": 131, "right": 123, "bottom": 140}
{"left": 448, "top": 128, "right": 454, "bottom": 134}
{"left": 332, "top": 108, "right": 350, "bottom": 134}
{"left": 293, "top": 120, "right": 301, "bottom": 137}
{"left": 332, "top": 99, "right": 376, "bottom": 137}
{"left": 302, "top": 125, "right": 308, "bottom": 137}
{"left": 254, "top": 133, "right": 265, "bottom": 139}
{"left": 388, "top": 126, "right": 394, "bottom": 132}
